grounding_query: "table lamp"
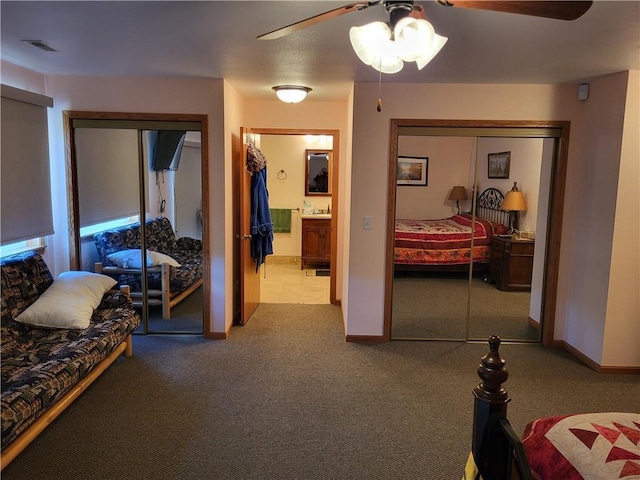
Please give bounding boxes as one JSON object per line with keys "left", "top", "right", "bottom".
{"left": 501, "top": 182, "right": 527, "bottom": 234}
{"left": 448, "top": 186, "right": 468, "bottom": 214}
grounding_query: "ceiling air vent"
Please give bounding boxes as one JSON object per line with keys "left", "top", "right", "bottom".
{"left": 22, "top": 40, "right": 57, "bottom": 52}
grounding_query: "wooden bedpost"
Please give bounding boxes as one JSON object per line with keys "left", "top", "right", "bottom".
{"left": 472, "top": 335, "right": 511, "bottom": 479}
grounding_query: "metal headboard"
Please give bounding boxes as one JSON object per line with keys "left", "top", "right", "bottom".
{"left": 476, "top": 188, "right": 509, "bottom": 227}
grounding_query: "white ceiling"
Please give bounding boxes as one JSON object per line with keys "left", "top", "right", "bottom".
{"left": 1, "top": 1, "right": 638, "bottom": 102}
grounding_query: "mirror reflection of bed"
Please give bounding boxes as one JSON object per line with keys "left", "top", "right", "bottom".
{"left": 391, "top": 135, "right": 552, "bottom": 342}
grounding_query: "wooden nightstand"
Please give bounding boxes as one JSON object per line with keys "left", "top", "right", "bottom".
{"left": 488, "top": 236, "right": 535, "bottom": 291}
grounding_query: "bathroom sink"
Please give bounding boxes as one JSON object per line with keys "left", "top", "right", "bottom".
{"left": 300, "top": 213, "right": 331, "bottom": 219}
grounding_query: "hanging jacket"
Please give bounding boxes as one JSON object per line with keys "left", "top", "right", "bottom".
{"left": 250, "top": 167, "right": 273, "bottom": 272}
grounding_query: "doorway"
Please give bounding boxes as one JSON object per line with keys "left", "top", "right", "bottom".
{"left": 237, "top": 128, "right": 340, "bottom": 324}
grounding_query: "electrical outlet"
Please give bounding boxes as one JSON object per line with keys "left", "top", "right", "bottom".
{"left": 363, "top": 216, "right": 373, "bottom": 230}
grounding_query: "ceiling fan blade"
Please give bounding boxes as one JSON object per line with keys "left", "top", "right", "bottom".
{"left": 440, "top": 1, "right": 593, "bottom": 21}
{"left": 257, "top": 1, "right": 378, "bottom": 40}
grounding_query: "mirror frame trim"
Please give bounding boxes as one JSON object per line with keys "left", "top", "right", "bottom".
{"left": 63, "top": 110, "right": 210, "bottom": 335}
{"left": 383, "top": 119, "right": 570, "bottom": 345}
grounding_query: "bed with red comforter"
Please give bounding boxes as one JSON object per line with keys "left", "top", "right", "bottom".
{"left": 395, "top": 187, "right": 509, "bottom": 271}
{"left": 394, "top": 214, "right": 508, "bottom": 269}
{"left": 465, "top": 336, "right": 640, "bottom": 480}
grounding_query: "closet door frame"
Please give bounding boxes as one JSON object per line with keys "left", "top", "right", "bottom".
{"left": 383, "top": 119, "right": 570, "bottom": 345}
{"left": 64, "top": 110, "right": 210, "bottom": 335}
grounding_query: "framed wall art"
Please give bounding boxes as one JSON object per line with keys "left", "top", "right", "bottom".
{"left": 487, "top": 151, "right": 511, "bottom": 179}
{"left": 397, "top": 156, "right": 428, "bottom": 186}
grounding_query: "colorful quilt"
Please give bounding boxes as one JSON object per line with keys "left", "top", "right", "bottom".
{"left": 394, "top": 214, "right": 507, "bottom": 266}
{"left": 522, "top": 412, "right": 640, "bottom": 479}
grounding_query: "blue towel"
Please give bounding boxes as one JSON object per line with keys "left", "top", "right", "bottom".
{"left": 270, "top": 209, "right": 292, "bottom": 233}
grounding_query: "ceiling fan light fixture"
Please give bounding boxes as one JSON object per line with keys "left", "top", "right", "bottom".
{"left": 415, "top": 32, "right": 448, "bottom": 70}
{"left": 272, "top": 85, "right": 312, "bottom": 103}
{"left": 349, "top": 22, "right": 392, "bottom": 65}
{"left": 350, "top": 16, "right": 446, "bottom": 73}
{"left": 394, "top": 17, "right": 435, "bottom": 62}
{"left": 350, "top": 22, "right": 404, "bottom": 74}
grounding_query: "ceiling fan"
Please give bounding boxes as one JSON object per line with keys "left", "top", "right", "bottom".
{"left": 257, "top": 1, "right": 593, "bottom": 41}
{"left": 258, "top": 1, "right": 592, "bottom": 109}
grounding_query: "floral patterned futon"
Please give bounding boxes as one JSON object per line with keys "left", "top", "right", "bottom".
{"left": 394, "top": 214, "right": 507, "bottom": 266}
{"left": 0, "top": 251, "right": 140, "bottom": 450}
{"left": 93, "top": 216, "right": 202, "bottom": 292}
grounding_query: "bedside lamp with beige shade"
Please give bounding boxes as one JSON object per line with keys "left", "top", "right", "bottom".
{"left": 501, "top": 182, "right": 527, "bottom": 234}
{"left": 448, "top": 186, "right": 468, "bottom": 214}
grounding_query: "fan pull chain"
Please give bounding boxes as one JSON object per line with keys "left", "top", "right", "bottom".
{"left": 377, "top": 60, "right": 383, "bottom": 112}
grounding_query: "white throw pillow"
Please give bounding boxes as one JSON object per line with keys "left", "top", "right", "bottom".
{"left": 15, "top": 271, "right": 117, "bottom": 329}
{"left": 107, "top": 249, "right": 181, "bottom": 268}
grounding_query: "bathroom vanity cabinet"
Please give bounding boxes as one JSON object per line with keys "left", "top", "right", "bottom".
{"left": 301, "top": 217, "right": 331, "bottom": 270}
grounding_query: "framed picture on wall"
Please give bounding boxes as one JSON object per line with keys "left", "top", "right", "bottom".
{"left": 397, "top": 156, "right": 428, "bottom": 186}
{"left": 487, "top": 151, "right": 511, "bottom": 179}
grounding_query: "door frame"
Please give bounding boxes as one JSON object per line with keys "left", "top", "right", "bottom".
{"left": 64, "top": 111, "right": 210, "bottom": 336}
{"left": 383, "top": 119, "right": 571, "bottom": 345}
{"left": 238, "top": 127, "right": 340, "bottom": 316}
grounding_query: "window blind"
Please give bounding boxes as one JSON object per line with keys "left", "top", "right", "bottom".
{"left": 74, "top": 128, "right": 141, "bottom": 228}
{"left": 1, "top": 85, "right": 54, "bottom": 245}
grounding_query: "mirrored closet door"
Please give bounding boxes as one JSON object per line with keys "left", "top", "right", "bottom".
{"left": 387, "top": 120, "right": 568, "bottom": 344}
{"left": 66, "top": 112, "right": 208, "bottom": 335}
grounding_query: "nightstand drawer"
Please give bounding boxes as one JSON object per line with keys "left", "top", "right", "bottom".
{"left": 507, "top": 241, "right": 535, "bottom": 256}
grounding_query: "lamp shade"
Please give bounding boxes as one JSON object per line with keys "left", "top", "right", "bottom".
{"left": 501, "top": 182, "right": 527, "bottom": 211}
{"left": 448, "top": 185, "right": 468, "bottom": 201}
{"left": 272, "top": 85, "right": 312, "bottom": 103}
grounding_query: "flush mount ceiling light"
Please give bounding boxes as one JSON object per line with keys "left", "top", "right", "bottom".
{"left": 272, "top": 85, "right": 312, "bottom": 103}
{"left": 349, "top": 14, "right": 447, "bottom": 74}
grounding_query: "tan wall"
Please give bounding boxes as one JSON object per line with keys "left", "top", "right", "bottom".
{"left": 260, "top": 134, "right": 334, "bottom": 258}
{"left": 36, "top": 75, "right": 226, "bottom": 335}
{"left": 396, "top": 136, "right": 475, "bottom": 219}
{"left": 603, "top": 71, "right": 640, "bottom": 366}
{"left": 242, "top": 99, "right": 350, "bottom": 303}
{"left": 348, "top": 82, "right": 579, "bottom": 337}
{"left": 223, "top": 80, "right": 245, "bottom": 334}
{"left": 3, "top": 59, "right": 635, "bottom": 364}
{"left": 347, "top": 80, "right": 638, "bottom": 367}
{"left": 554, "top": 72, "right": 636, "bottom": 367}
